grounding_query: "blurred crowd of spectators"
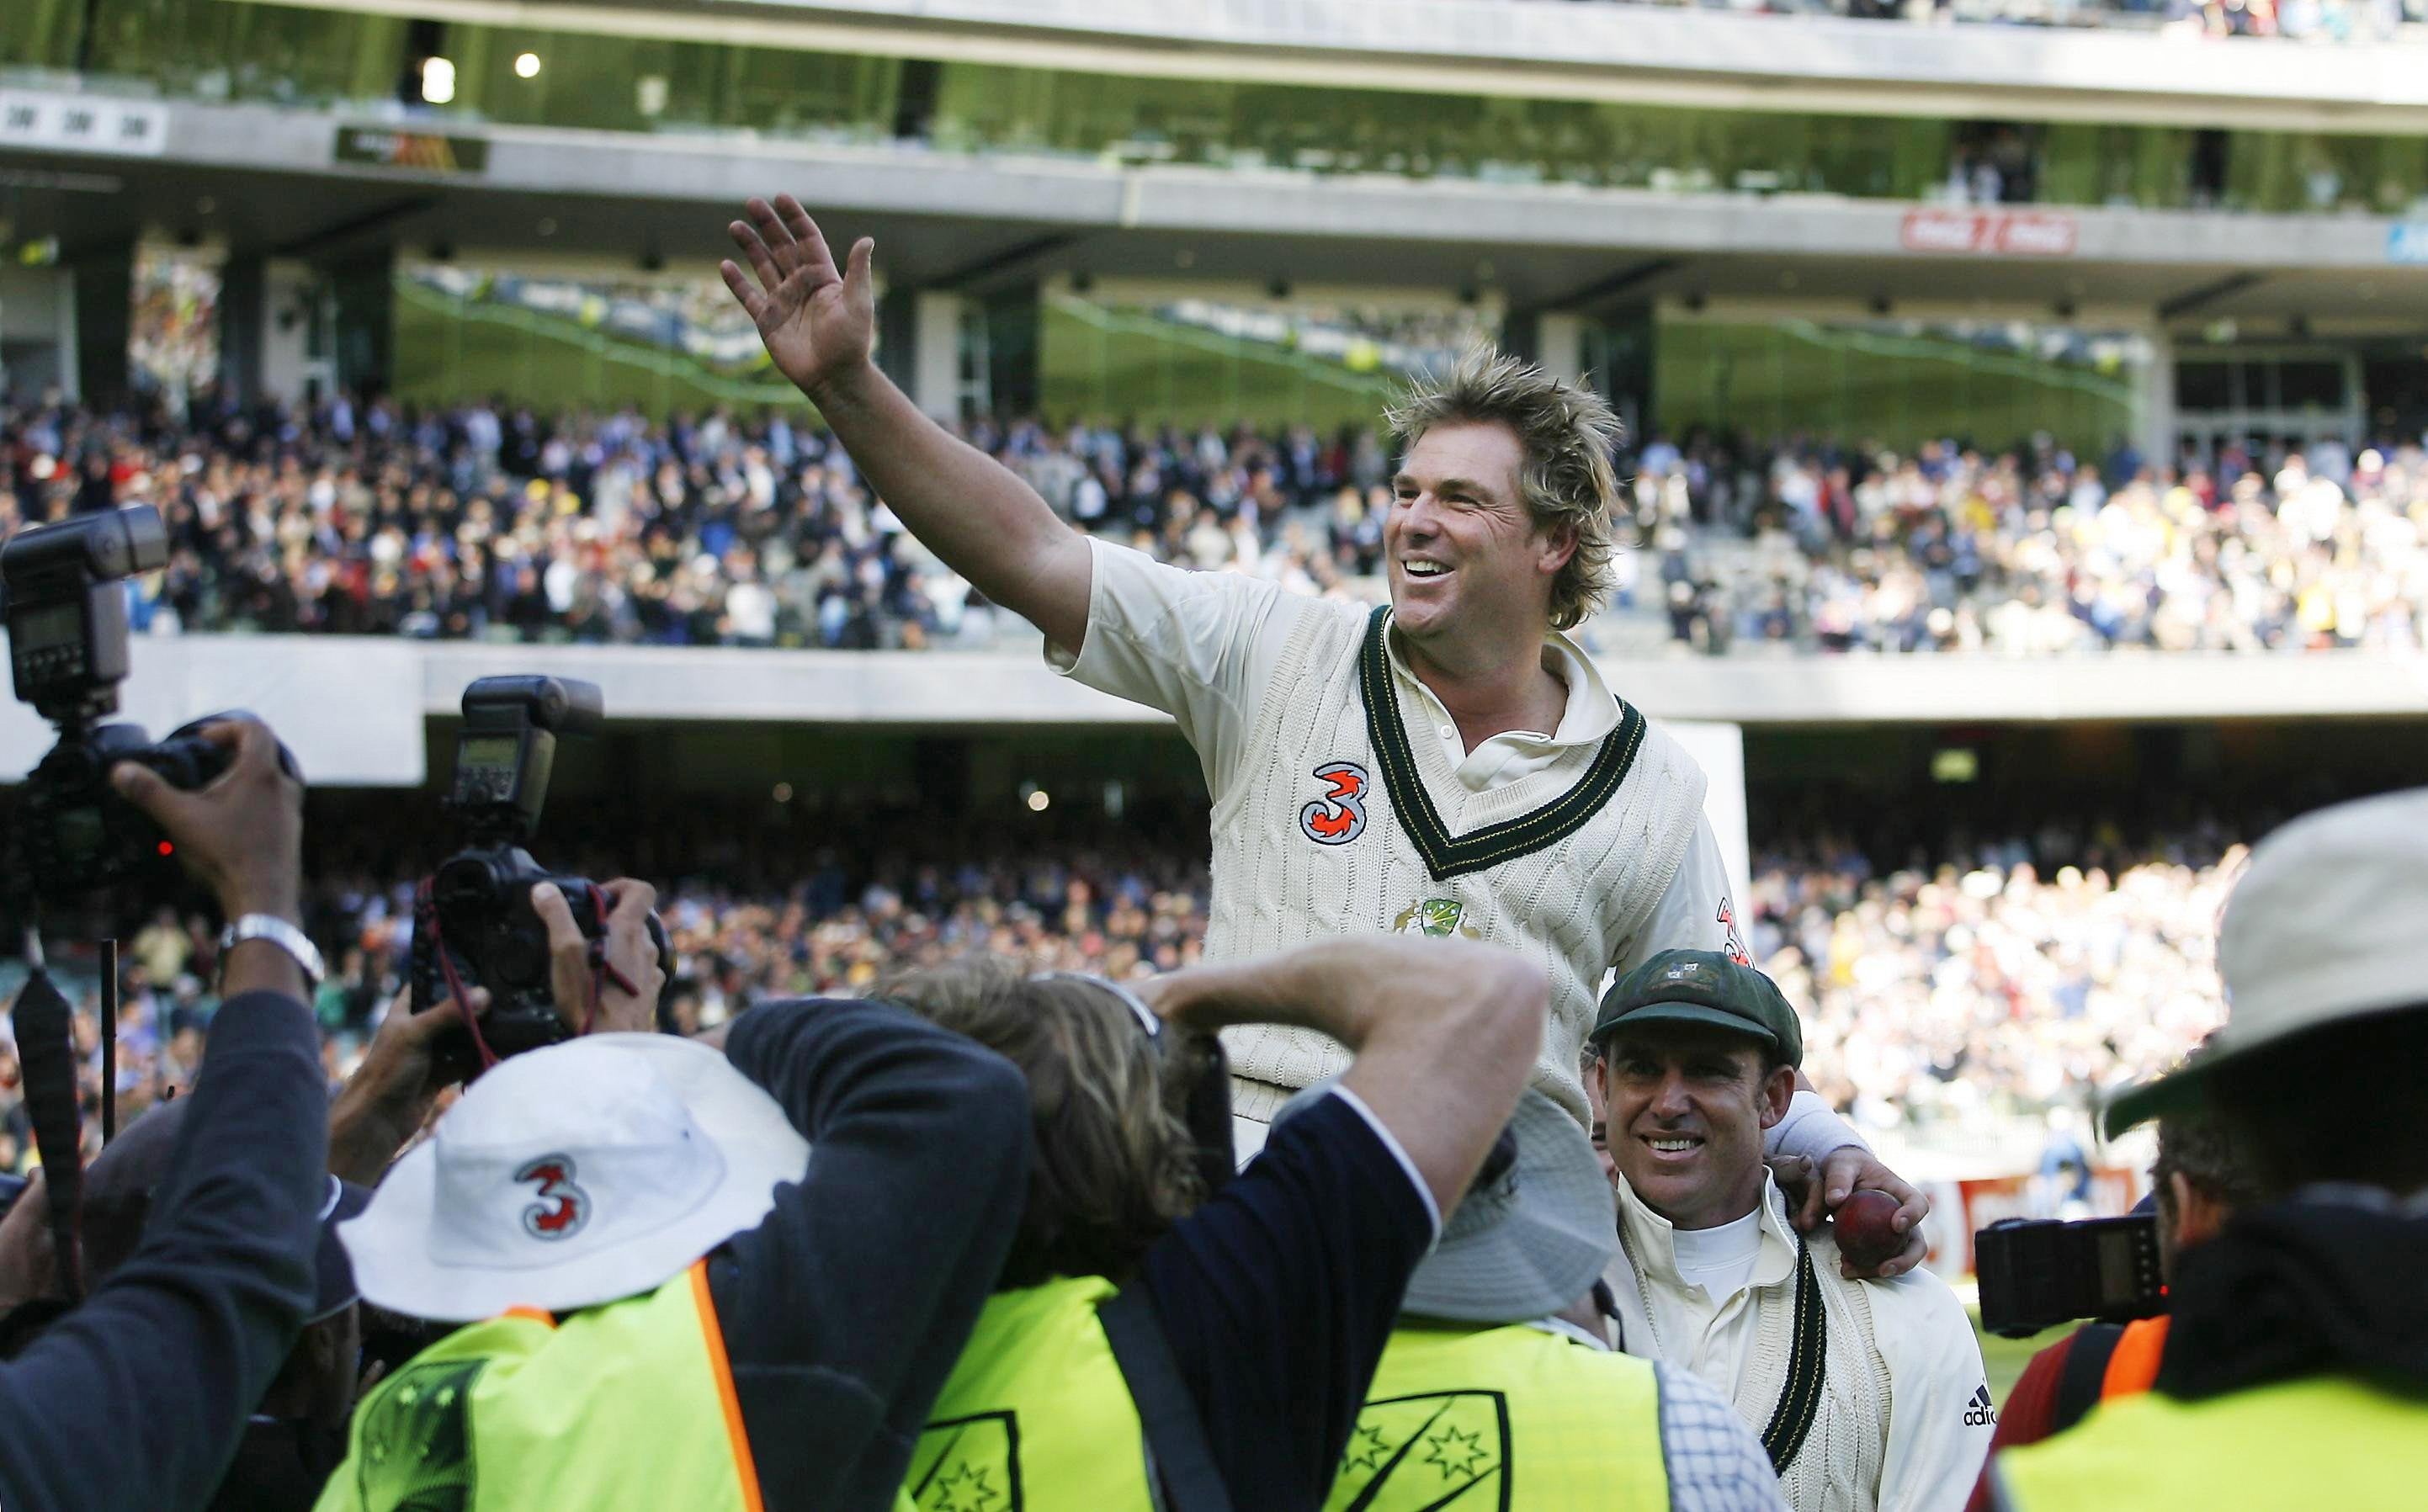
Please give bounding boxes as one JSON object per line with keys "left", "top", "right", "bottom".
{"left": 1641, "top": 431, "right": 2428, "bottom": 654}
{"left": 0, "top": 391, "right": 1384, "bottom": 651}
{"left": 1743, "top": 817, "right": 2238, "bottom": 1141}
{"left": 13, "top": 392, "right": 2428, "bottom": 660}
{"left": 0, "top": 804, "right": 2244, "bottom": 1162}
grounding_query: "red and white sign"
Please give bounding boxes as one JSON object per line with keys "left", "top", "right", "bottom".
{"left": 1917, "top": 1165, "right": 2149, "bottom": 1280}
{"left": 1900, "top": 208, "right": 2079, "bottom": 258}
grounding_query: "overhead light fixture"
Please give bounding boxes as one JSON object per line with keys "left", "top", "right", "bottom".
{"left": 420, "top": 56, "right": 456, "bottom": 105}
{"left": 513, "top": 52, "right": 543, "bottom": 79}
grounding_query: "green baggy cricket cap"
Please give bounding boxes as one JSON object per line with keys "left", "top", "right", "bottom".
{"left": 1589, "top": 949, "right": 1803, "bottom": 1069}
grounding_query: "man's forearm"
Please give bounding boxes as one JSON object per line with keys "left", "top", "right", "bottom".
{"left": 0, "top": 991, "right": 325, "bottom": 1512}
{"left": 1151, "top": 939, "right": 1547, "bottom": 1217}
{"left": 807, "top": 362, "right": 1088, "bottom": 646}
{"left": 1148, "top": 940, "right": 1394, "bottom": 1046}
{"left": 1153, "top": 938, "right": 1543, "bottom": 1056}
{"left": 327, "top": 1083, "right": 425, "bottom": 1188}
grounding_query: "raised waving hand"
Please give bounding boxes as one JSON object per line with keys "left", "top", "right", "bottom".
{"left": 721, "top": 194, "right": 876, "bottom": 400}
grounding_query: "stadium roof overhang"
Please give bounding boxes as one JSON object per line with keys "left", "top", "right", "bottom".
{"left": 239, "top": 0, "right": 2428, "bottom": 136}
{"left": 5, "top": 98, "right": 2426, "bottom": 337}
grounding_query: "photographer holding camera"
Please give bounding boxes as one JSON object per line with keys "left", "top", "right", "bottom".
{"left": 0, "top": 716, "right": 335, "bottom": 1512}
{"left": 879, "top": 936, "right": 1544, "bottom": 1511}
{"left": 1989, "top": 789, "right": 2428, "bottom": 1509}
{"left": 319, "top": 873, "right": 1035, "bottom": 1512}
{"left": 1962, "top": 1045, "right": 2262, "bottom": 1509}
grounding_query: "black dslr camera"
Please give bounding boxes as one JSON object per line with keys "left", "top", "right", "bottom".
{"left": 1974, "top": 1212, "right": 2165, "bottom": 1338}
{"left": 3, "top": 505, "right": 288, "bottom": 902}
{"left": 409, "top": 676, "right": 672, "bottom": 1074}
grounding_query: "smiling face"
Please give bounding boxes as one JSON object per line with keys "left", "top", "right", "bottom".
{"left": 1386, "top": 420, "right": 1573, "bottom": 652}
{"left": 1597, "top": 1022, "right": 1796, "bottom": 1232}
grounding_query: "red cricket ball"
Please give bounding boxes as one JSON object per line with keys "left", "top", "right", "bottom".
{"left": 1831, "top": 1188, "right": 1905, "bottom": 1270}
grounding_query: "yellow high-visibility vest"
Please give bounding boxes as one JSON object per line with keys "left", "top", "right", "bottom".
{"left": 316, "top": 1261, "right": 758, "bottom": 1512}
{"left": 1326, "top": 1321, "right": 1670, "bottom": 1511}
{"left": 1996, "top": 1374, "right": 2428, "bottom": 1509}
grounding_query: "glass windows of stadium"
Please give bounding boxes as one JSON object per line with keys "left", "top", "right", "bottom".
{"left": 2172, "top": 348, "right": 2364, "bottom": 467}
{"left": 12, "top": 2, "right": 2428, "bottom": 219}
{"left": 1654, "top": 314, "right": 2150, "bottom": 463}
{"left": 389, "top": 263, "right": 800, "bottom": 416}
{"left": 1035, "top": 287, "right": 1499, "bottom": 432}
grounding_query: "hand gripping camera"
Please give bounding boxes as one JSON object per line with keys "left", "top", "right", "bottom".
{"left": 409, "top": 676, "right": 673, "bottom": 1074}
{"left": 3, "top": 505, "right": 293, "bottom": 903}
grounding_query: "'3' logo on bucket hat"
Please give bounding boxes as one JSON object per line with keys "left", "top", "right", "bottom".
{"left": 514, "top": 1154, "right": 591, "bottom": 1241}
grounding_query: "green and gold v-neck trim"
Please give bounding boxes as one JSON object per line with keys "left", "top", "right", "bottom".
{"left": 1357, "top": 605, "right": 1646, "bottom": 881}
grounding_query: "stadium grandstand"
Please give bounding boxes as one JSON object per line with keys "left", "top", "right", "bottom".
{"left": 5, "top": 0, "right": 2428, "bottom": 1452}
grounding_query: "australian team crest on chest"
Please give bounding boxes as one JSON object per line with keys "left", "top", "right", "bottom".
{"left": 1391, "top": 897, "right": 1480, "bottom": 939}
{"left": 1299, "top": 761, "right": 1370, "bottom": 845}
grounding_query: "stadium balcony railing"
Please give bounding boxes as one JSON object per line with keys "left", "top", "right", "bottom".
{"left": 5, "top": 631, "right": 2421, "bottom": 796}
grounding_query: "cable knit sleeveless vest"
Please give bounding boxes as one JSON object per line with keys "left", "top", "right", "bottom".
{"left": 1210, "top": 602, "right": 1706, "bottom": 1127}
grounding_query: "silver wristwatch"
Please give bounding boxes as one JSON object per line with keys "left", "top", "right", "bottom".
{"left": 219, "top": 914, "right": 327, "bottom": 991}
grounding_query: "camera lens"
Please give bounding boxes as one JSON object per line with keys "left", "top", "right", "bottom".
{"left": 491, "top": 930, "right": 546, "bottom": 987}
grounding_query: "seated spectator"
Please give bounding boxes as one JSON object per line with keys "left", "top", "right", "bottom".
{"left": 883, "top": 936, "right": 1546, "bottom": 1509}
{"left": 1990, "top": 788, "right": 2428, "bottom": 1507}
{"left": 318, "top": 882, "right": 1033, "bottom": 1512}
{"left": 1589, "top": 950, "right": 1995, "bottom": 1512}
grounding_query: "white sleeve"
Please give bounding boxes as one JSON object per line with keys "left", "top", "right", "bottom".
{"left": 1656, "top": 1362, "right": 1792, "bottom": 1512}
{"left": 1613, "top": 814, "right": 1740, "bottom": 976}
{"left": 1767, "top": 1090, "right": 1873, "bottom": 1164}
{"left": 1870, "top": 1272, "right": 1998, "bottom": 1512}
{"left": 1044, "top": 536, "right": 1302, "bottom": 799}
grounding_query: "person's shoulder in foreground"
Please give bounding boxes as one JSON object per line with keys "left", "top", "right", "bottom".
{"left": 706, "top": 994, "right": 1033, "bottom": 1512}
{"left": 1139, "top": 1081, "right": 1439, "bottom": 1508}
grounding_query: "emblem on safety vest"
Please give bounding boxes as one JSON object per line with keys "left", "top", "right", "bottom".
{"left": 1393, "top": 899, "right": 1480, "bottom": 939}
{"left": 907, "top": 1410, "right": 1019, "bottom": 1512}
{"left": 1299, "top": 761, "right": 1370, "bottom": 845}
{"left": 355, "top": 1357, "right": 485, "bottom": 1508}
{"left": 1327, "top": 1389, "right": 1511, "bottom": 1511}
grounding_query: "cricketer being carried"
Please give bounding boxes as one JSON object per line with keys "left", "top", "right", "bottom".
{"left": 720, "top": 195, "right": 1928, "bottom": 1266}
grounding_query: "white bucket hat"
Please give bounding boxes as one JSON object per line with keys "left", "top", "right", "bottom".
{"left": 1278, "top": 1084, "right": 1615, "bottom": 1324}
{"left": 2106, "top": 787, "right": 2428, "bottom": 1138}
{"left": 340, "top": 1032, "right": 810, "bottom": 1322}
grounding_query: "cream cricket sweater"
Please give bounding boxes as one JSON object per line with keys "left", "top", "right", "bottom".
{"left": 1607, "top": 1175, "right": 1995, "bottom": 1512}
{"left": 1210, "top": 597, "right": 1707, "bottom": 1127}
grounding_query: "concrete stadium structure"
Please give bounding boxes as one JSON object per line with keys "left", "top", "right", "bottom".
{"left": 4, "top": 0, "right": 2428, "bottom": 461}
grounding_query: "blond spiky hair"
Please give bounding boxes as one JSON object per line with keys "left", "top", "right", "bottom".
{"left": 1384, "top": 347, "right": 1625, "bottom": 630}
